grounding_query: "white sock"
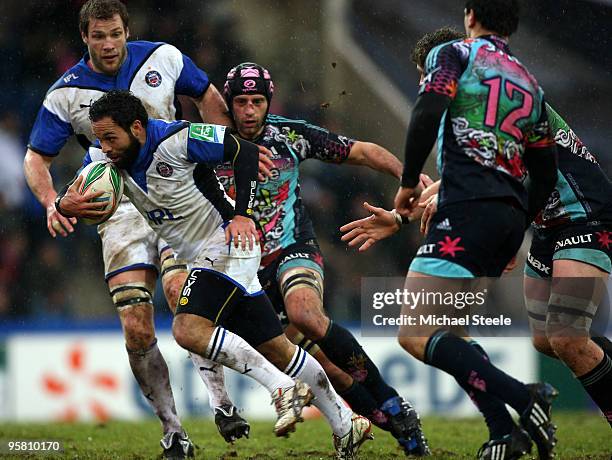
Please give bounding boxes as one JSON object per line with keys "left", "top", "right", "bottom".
{"left": 206, "top": 327, "right": 294, "bottom": 393}
{"left": 189, "top": 353, "right": 233, "bottom": 411}
{"left": 285, "top": 346, "right": 352, "bottom": 437}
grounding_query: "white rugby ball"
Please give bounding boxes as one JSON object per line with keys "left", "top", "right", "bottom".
{"left": 77, "top": 160, "right": 124, "bottom": 225}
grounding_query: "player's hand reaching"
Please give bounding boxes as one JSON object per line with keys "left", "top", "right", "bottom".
{"left": 258, "top": 145, "right": 274, "bottom": 181}
{"left": 57, "top": 175, "right": 109, "bottom": 221}
{"left": 394, "top": 184, "right": 423, "bottom": 221}
{"left": 340, "top": 202, "right": 401, "bottom": 252}
{"left": 225, "top": 215, "right": 260, "bottom": 250}
{"left": 419, "top": 193, "right": 438, "bottom": 235}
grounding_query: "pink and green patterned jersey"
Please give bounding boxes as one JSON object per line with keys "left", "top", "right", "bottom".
{"left": 216, "top": 114, "right": 354, "bottom": 264}
{"left": 421, "top": 35, "right": 555, "bottom": 209}
{"left": 533, "top": 105, "right": 612, "bottom": 229}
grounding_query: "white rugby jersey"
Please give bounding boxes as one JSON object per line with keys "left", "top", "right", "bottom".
{"left": 29, "top": 41, "right": 209, "bottom": 155}
{"left": 85, "top": 120, "right": 235, "bottom": 262}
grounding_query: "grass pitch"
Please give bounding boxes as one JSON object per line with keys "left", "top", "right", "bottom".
{"left": 0, "top": 412, "right": 609, "bottom": 459}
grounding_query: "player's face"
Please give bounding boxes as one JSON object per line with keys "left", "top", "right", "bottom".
{"left": 232, "top": 94, "right": 268, "bottom": 140}
{"left": 82, "top": 14, "right": 128, "bottom": 76}
{"left": 92, "top": 117, "right": 141, "bottom": 169}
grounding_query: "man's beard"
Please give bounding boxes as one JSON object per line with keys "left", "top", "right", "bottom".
{"left": 114, "top": 134, "right": 140, "bottom": 169}
{"left": 91, "top": 47, "right": 126, "bottom": 75}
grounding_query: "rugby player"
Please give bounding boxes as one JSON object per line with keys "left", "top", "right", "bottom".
{"left": 58, "top": 90, "right": 374, "bottom": 460}
{"left": 216, "top": 62, "right": 430, "bottom": 455}
{"left": 345, "top": 1, "right": 562, "bottom": 458}
{"left": 23, "top": 1, "right": 251, "bottom": 456}
{"left": 346, "top": 26, "right": 612, "bottom": 442}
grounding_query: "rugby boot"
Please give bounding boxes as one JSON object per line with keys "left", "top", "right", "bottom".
{"left": 160, "top": 430, "right": 195, "bottom": 459}
{"left": 477, "top": 426, "right": 532, "bottom": 460}
{"left": 333, "top": 413, "right": 374, "bottom": 460}
{"left": 519, "top": 383, "right": 559, "bottom": 459}
{"left": 214, "top": 404, "right": 250, "bottom": 442}
{"left": 271, "top": 379, "right": 314, "bottom": 436}
{"left": 382, "top": 396, "right": 431, "bottom": 456}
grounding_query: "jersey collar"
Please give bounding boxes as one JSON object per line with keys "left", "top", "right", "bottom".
{"left": 480, "top": 35, "right": 511, "bottom": 54}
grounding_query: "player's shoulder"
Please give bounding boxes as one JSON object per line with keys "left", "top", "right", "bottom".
{"left": 128, "top": 40, "right": 182, "bottom": 63}
{"left": 128, "top": 40, "right": 179, "bottom": 55}
{"left": 148, "top": 118, "right": 190, "bottom": 147}
{"left": 266, "top": 113, "right": 320, "bottom": 132}
{"left": 425, "top": 38, "right": 471, "bottom": 68}
{"left": 46, "top": 58, "right": 96, "bottom": 94}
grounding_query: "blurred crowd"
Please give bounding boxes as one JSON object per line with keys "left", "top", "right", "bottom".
{"left": 0, "top": 0, "right": 415, "bottom": 322}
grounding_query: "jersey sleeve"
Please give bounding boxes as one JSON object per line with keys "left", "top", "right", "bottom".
{"left": 185, "top": 123, "right": 227, "bottom": 165}
{"left": 28, "top": 99, "right": 74, "bottom": 156}
{"left": 419, "top": 41, "right": 465, "bottom": 99}
{"left": 175, "top": 53, "right": 210, "bottom": 99}
{"left": 294, "top": 121, "right": 354, "bottom": 163}
{"left": 526, "top": 100, "right": 556, "bottom": 150}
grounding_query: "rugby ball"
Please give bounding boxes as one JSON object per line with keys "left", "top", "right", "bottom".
{"left": 77, "top": 160, "right": 124, "bottom": 225}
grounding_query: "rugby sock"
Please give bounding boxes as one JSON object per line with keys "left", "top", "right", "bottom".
{"left": 206, "top": 327, "right": 294, "bottom": 393}
{"left": 425, "top": 330, "right": 530, "bottom": 414}
{"left": 317, "top": 321, "right": 398, "bottom": 405}
{"left": 591, "top": 336, "right": 612, "bottom": 358}
{"left": 127, "top": 339, "right": 182, "bottom": 433}
{"left": 340, "top": 381, "right": 391, "bottom": 430}
{"left": 285, "top": 346, "right": 353, "bottom": 437}
{"left": 578, "top": 354, "right": 612, "bottom": 428}
{"left": 188, "top": 353, "right": 233, "bottom": 410}
{"left": 461, "top": 341, "right": 516, "bottom": 439}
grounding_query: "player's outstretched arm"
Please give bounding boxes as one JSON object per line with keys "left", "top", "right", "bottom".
{"left": 23, "top": 148, "right": 77, "bottom": 238}
{"left": 340, "top": 202, "right": 401, "bottom": 252}
{"left": 344, "top": 141, "right": 403, "bottom": 179}
{"left": 193, "top": 84, "right": 235, "bottom": 128}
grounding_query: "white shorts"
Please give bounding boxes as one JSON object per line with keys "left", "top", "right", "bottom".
{"left": 98, "top": 200, "right": 168, "bottom": 280}
{"left": 192, "top": 227, "right": 263, "bottom": 295}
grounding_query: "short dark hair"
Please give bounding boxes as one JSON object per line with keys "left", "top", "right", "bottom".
{"left": 89, "top": 90, "right": 148, "bottom": 132}
{"left": 411, "top": 27, "right": 465, "bottom": 69}
{"left": 465, "top": 0, "right": 520, "bottom": 37}
{"left": 79, "top": 0, "right": 129, "bottom": 35}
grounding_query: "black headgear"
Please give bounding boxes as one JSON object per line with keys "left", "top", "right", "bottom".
{"left": 223, "top": 62, "right": 274, "bottom": 112}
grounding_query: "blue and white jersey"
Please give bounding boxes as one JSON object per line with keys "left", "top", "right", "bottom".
{"left": 85, "top": 119, "right": 233, "bottom": 262}
{"left": 29, "top": 41, "right": 209, "bottom": 156}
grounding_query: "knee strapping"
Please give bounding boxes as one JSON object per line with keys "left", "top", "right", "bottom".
{"left": 547, "top": 292, "right": 599, "bottom": 335}
{"left": 281, "top": 269, "right": 323, "bottom": 300}
{"left": 524, "top": 296, "right": 549, "bottom": 333}
{"left": 160, "top": 251, "right": 188, "bottom": 281}
{"left": 110, "top": 282, "right": 153, "bottom": 309}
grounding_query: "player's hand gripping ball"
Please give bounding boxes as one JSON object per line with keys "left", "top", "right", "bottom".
{"left": 77, "top": 161, "right": 124, "bottom": 225}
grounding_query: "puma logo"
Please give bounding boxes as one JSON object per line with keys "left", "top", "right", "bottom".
{"left": 205, "top": 257, "right": 218, "bottom": 267}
